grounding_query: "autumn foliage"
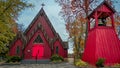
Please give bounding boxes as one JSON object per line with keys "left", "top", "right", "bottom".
{"left": 0, "top": 0, "right": 32, "bottom": 56}
{"left": 55, "top": 0, "right": 99, "bottom": 60}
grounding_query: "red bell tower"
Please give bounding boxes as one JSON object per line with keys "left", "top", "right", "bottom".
{"left": 82, "top": 1, "right": 120, "bottom": 65}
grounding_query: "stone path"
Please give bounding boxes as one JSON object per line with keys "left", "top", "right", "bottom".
{"left": 0, "top": 62, "right": 78, "bottom": 68}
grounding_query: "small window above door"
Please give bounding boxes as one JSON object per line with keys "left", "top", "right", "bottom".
{"left": 33, "top": 35, "right": 43, "bottom": 43}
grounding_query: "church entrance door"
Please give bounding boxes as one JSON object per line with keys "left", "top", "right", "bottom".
{"left": 32, "top": 44, "right": 44, "bottom": 59}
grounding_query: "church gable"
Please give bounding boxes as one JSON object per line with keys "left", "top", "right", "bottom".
{"left": 9, "top": 38, "right": 23, "bottom": 56}
{"left": 23, "top": 8, "right": 66, "bottom": 49}
{"left": 9, "top": 7, "right": 68, "bottom": 60}
{"left": 24, "top": 8, "right": 56, "bottom": 39}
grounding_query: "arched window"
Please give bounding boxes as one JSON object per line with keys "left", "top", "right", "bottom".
{"left": 16, "top": 46, "right": 20, "bottom": 55}
{"left": 56, "top": 46, "right": 59, "bottom": 54}
{"left": 34, "top": 35, "right": 43, "bottom": 43}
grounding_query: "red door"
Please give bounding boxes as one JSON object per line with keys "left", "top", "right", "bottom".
{"left": 32, "top": 44, "right": 44, "bottom": 59}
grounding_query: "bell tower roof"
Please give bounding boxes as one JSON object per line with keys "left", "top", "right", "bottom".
{"left": 87, "top": 1, "right": 116, "bottom": 18}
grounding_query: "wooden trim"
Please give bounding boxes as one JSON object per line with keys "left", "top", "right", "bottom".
{"left": 95, "top": 12, "right": 98, "bottom": 27}
{"left": 110, "top": 14, "right": 115, "bottom": 29}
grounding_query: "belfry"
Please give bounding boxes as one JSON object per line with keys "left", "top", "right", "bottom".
{"left": 82, "top": 1, "right": 120, "bottom": 65}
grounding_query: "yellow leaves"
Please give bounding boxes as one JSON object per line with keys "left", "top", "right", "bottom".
{"left": 0, "top": 0, "right": 33, "bottom": 55}
{"left": 67, "top": 17, "right": 86, "bottom": 38}
{"left": 78, "top": 17, "right": 87, "bottom": 24}
{"left": 75, "top": 59, "right": 88, "bottom": 67}
{"left": 66, "top": 16, "right": 86, "bottom": 56}
{"left": 115, "top": 15, "right": 120, "bottom": 25}
{"left": 80, "top": 39, "right": 84, "bottom": 48}
{"left": 113, "top": 13, "right": 120, "bottom": 34}
{"left": 0, "top": 22, "right": 8, "bottom": 33}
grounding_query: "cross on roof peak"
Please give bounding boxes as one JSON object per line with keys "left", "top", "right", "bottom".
{"left": 41, "top": 3, "right": 45, "bottom": 8}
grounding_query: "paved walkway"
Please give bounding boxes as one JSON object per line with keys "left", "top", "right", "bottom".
{"left": 0, "top": 62, "right": 77, "bottom": 68}
{"left": 0, "top": 58, "right": 78, "bottom": 68}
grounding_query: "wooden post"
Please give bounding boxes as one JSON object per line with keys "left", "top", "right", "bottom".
{"left": 111, "top": 14, "right": 115, "bottom": 29}
{"left": 95, "top": 12, "right": 98, "bottom": 27}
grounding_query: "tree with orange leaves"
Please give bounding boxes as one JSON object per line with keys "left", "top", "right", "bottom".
{"left": 55, "top": 0, "right": 99, "bottom": 61}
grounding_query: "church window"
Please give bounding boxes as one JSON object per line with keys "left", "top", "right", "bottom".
{"left": 56, "top": 46, "right": 59, "bottom": 54}
{"left": 16, "top": 46, "right": 20, "bottom": 55}
{"left": 34, "top": 35, "right": 43, "bottom": 43}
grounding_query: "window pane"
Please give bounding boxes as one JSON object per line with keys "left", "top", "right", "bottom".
{"left": 56, "top": 46, "right": 59, "bottom": 54}
{"left": 16, "top": 46, "right": 20, "bottom": 55}
{"left": 34, "top": 35, "right": 43, "bottom": 43}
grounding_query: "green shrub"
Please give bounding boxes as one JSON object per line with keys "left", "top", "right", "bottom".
{"left": 6, "top": 56, "right": 11, "bottom": 63}
{"left": 50, "top": 54, "right": 64, "bottom": 62}
{"left": 96, "top": 58, "right": 105, "bottom": 67}
{"left": 75, "top": 59, "right": 88, "bottom": 67}
{"left": 6, "top": 56, "right": 22, "bottom": 63}
{"left": 11, "top": 56, "right": 21, "bottom": 62}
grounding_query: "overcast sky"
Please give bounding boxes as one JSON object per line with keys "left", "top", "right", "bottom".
{"left": 17, "top": 0, "right": 73, "bottom": 53}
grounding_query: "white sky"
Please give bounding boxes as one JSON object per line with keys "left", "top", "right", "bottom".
{"left": 17, "top": 0, "right": 73, "bottom": 53}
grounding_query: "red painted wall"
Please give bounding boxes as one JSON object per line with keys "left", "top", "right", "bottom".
{"left": 82, "top": 27, "right": 120, "bottom": 65}
{"left": 24, "top": 30, "right": 51, "bottom": 59}
{"left": 64, "top": 49, "right": 68, "bottom": 58}
{"left": 98, "top": 4, "right": 112, "bottom": 12}
{"left": 26, "top": 15, "right": 55, "bottom": 39}
{"left": 9, "top": 39, "right": 23, "bottom": 57}
{"left": 54, "top": 40, "right": 67, "bottom": 58}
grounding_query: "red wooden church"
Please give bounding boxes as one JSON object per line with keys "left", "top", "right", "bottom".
{"left": 9, "top": 8, "right": 68, "bottom": 62}
{"left": 82, "top": 1, "right": 120, "bottom": 65}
